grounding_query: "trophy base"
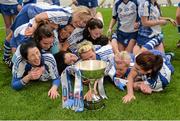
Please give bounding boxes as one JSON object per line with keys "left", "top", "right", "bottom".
{"left": 84, "top": 99, "right": 105, "bottom": 110}
{"left": 177, "top": 25, "right": 180, "bottom": 34}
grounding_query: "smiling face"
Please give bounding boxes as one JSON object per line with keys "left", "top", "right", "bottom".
{"left": 72, "top": 17, "right": 90, "bottom": 28}
{"left": 72, "top": 11, "right": 92, "bottom": 28}
{"left": 88, "top": 27, "right": 103, "bottom": 40}
{"left": 39, "top": 36, "right": 54, "bottom": 50}
{"left": 27, "top": 47, "right": 41, "bottom": 66}
{"left": 59, "top": 24, "right": 75, "bottom": 42}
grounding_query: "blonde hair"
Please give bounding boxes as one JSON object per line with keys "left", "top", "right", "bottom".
{"left": 114, "top": 51, "right": 131, "bottom": 67}
{"left": 72, "top": 6, "right": 92, "bottom": 20}
{"left": 77, "top": 40, "right": 94, "bottom": 55}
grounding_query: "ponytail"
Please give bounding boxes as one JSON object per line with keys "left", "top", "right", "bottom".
{"left": 148, "top": 0, "right": 161, "bottom": 16}
{"left": 154, "top": 1, "right": 161, "bottom": 16}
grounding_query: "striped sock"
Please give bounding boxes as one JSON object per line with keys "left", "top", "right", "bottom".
{"left": 3, "top": 40, "right": 11, "bottom": 61}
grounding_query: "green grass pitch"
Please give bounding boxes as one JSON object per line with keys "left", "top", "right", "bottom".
{"left": 0, "top": 6, "right": 179, "bottom": 120}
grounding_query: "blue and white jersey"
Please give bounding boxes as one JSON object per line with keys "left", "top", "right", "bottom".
{"left": 40, "top": 53, "right": 60, "bottom": 82}
{"left": 0, "top": 0, "right": 20, "bottom": 5}
{"left": 112, "top": 0, "right": 138, "bottom": 33}
{"left": 138, "top": 0, "right": 161, "bottom": 38}
{"left": 141, "top": 50, "right": 174, "bottom": 91}
{"left": 41, "top": 0, "right": 60, "bottom": 6}
{"left": 77, "top": 0, "right": 98, "bottom": 8}
{"left": 137, "top": 0, "right": 146, "bottom": 5}
{"left": 12, "top": 45, "right": 21, "bottom": 64}
{"left": 13, "top": 18, "right": 35, "bottom": 38}
{"left": 95, "top": 44, "right": 114, "bottom": 62}
{"left": 46, "top": 9, "right": 72, "bottom": 28}
{"left": 11, "top": 3, "right": 72, "bottom": 31}
{"left": 50, "top": 29, "right": 60, "bottom": 55}
{"left": 67, "top": 28, "right": 84, "bottom": 53}
{"left": 137, "top": 0, "right": 146, "bottom": 16}
{"left": 11, "top": 18, "right": 35, "bottom": 48}
{"left": 12, "top": 53, "right": 60, "bottom": 90}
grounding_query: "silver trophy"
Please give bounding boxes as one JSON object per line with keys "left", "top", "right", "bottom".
{"left": 75, "top": 60, "right": 107, "bottom": 110}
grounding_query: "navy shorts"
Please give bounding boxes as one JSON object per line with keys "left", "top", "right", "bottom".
{"left": 112, "top": 30, "right": 137, "bottom": 46}
{"left": 77, "top": 0, "right": 98, "bottom": 8}
{"left": 10, "top": 4, "right": 38, "bottom": 31}
{"left": 0, "top": 4, "right": 19, "bottom": 15}
{"left": 23, "top": 0, "right": 37, "bottom": 6}
{"left": 136, "top": 34, "right": 163, "bottom": 50}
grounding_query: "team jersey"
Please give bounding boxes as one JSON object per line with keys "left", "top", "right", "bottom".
{"left": 41, "top": 0, "right": 60, "bottom": 5}
{"left": 10, "top": 18, "right": 35, "bottom": 48}
{"left": 67, "top": 28, "right": 84, "bottom": 53}
{"left": 141, "top": 50, "right": 174, "bottom": 91}
{"left": 137, "top": 0, "right": 146, "bottom": 17}
{"left": 12, "top": 53, "right": 60, "bottom": 90}
{"left": 138, "top": 0, "right": 161, "bottom": 38}
{"left": 11, "top": 3, "right": 72, "bottom": 32}
{"left": 112, "top": 0, "right": 138, "bottom": 33}
{"left": 95, "top": 44, "right": 114, "bottom": 62}
{"left": 0, "top": 0, "right": 20, "bottom": 5}
{"left": 50, "top": 29, "right": 60, "bottom": 55}
{"left": 11, "top": 45, "right": 21, "bottom": 64}
{"left": 137, "top": 0, "right": 146, "bottom": 5}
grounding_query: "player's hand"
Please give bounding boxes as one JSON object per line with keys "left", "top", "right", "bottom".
{"left": 48, "top": 86, "right": 60, "bottom": 99}
{"left": 122, "top": 94, "right": 136, "bottom": 103}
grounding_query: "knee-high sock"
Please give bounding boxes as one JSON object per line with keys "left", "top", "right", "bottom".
{"left": 3, "top": 40, "right": 11, "bottom": 60}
